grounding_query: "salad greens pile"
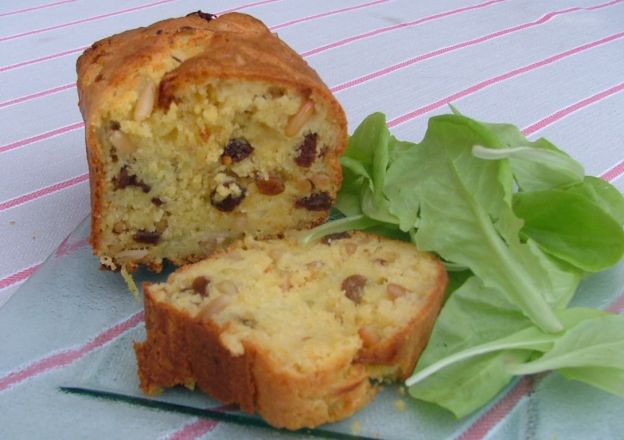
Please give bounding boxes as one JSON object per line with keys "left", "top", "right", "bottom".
{"left": 302, "top": 109, "right": 624, "bottom": 417}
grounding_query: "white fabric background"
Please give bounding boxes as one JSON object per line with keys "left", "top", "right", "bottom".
{"left": 1, "top": 0, "right": 623, "bottom": 308}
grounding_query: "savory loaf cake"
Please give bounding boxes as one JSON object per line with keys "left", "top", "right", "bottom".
{"left": 76, "top": 12, "right": 347, "bottom": 272}
{"left": 134, "top": 232, "right": 447, "bottom": 429}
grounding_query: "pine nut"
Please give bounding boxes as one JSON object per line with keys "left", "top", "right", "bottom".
{"left": 133, "top": 78, "right": 156, "bottom": 121}
{"left": 285, "top": 100, "right": 314, "bottom": 137}
{"left": 109, "top": 130, "right": 136, "bottom": 155}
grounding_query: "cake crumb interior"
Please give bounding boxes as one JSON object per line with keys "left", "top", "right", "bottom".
{"left": 149, "top": 233, "right": 442, "bottom": 377}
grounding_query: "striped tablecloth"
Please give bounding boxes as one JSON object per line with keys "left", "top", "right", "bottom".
{"left": 1, "top": 1, "right": 623, "bottom": 439}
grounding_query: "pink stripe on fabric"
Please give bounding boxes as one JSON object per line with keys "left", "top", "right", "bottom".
{"left": 600, "top": 159, "right": 624, "bottom": 182}
{"left": 0, "top": 83, "right": 76, "bottom": 109}
{"left": 0, "top": 121, "right": 84, "bottom": 154}
{"left": 0, "top": 173, "right": 88, "bottom": 212}
{"left": 0, "top": 311, "right": 144, "bottom": 393}
{"left": 457, "top": 377, "right": 535, "bottom": 440}
{"left": 0, "top": 46, "right": 86, "bottom": 73}
{"left": 607, "top": 291, "right": 624, "bottom": 313}
{"left": 523, "top": 82, "right": 624, "bottom": 135}
{"left": 0, "top": 232, "right": 87, "bottom": 296}
{"left": 300, "top": 0, "right": 506, "bottom": 58}
{"left": 2, "top": 0, "right": 381, "bottom": 107}
{"left": 0, "top": 0, "right": 178, "bottom": 43}
{"left": 331, "top": 0, "right": 624, "bottom": 94}
{"left": 165, "top": 405, "right": 237, "bottom": 439}
{"left": 55, "top": 237, "right": 89, "bottom": 258}
{"left": 387, "top": 32, "right": 624, "bottom": 128}
{"left": 0, "top": 264, "right": 41, "bottom": 290}
{"left": 221, "top": 0, "right": 283, "bottom": 14}
{"left": 0, "top": 0, "right": 280, "bottom": 72}
{"left": 165, "top": 419, "right": 219, "bottom": 440}
{"left": 270, "top": 0, "right": 388, "bottom": 31}
{"left": 0, "top": 0, "right": 77, "bottom": 18}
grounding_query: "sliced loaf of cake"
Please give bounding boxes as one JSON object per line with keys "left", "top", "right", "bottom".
{"left": 77, "top": 12, "right": 347, "bottom": 272}
{"left": 134, "top": 232, "right": 447, "bottom": 429}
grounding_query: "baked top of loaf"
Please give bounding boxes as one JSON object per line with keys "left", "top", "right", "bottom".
{"left": 135, "top": 232, "right": 447, "bottom": 429}
{"left": 76, "top": 12, "right": 347, "bottom": 272}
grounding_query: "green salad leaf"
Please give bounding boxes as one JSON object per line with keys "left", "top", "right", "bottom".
{"left": 513, "top": 189, "right": 624, "bottom": 272}
{"left": 566, "top": 176, "right": 624, "bottom": 225}
{"left": 301, "top": 109, "right": 624, "bottom": 417}
{"left": 558, "top": 366, "right": 624, "bottom": 397}
{"left": 507, "top": 314, "right": 624, "bottom": 374}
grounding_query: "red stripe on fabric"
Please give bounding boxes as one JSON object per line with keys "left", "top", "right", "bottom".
{"left": 0, "top": 83, "right": 76, "bottom": 109}
{"left": 331, "top": 0, "right": 624, "bottom": 94}
{"left": 522, "top": 82, "right": 624, "bottom": 136}
{"left": 600, "top": 159, "right": 624, "bottom": 182}
{"left": 270, "top": 0, "right": 388, "bottom": 31}
{"left": 0, "top": 0, "right": 77, "bottom": 17}
{"left": 0, "top": 122, "right": 84, "bottom": 154}
{"left": 165, "top": 419, "right": 219, "bottom": 440}
{"left": 301, "top": 0, "right": 506, "bottom": 58}
{"left": 0, "top": 264, "right": 41, "bottom": 290}
{"left": 0, "top": 173, "right": 88, "bottom": 212}
{"left": 0, "top": 46, "right": 86, "bottom": 73}
{"left": 0, "top": 311, "right": 143, "bottom": 393}
{"left": 387, "top": 32, "right": 624, "bottom": 128}
{"left": 0, "top": 0, "right": 178, "bottom": 43}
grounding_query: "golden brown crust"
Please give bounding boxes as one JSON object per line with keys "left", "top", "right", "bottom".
{"left": 76, "top": 12, "right": 347, "bottom": 258}
{"left": 135, "top": 286, "right": 378, "bottom": 429}
{"left": 135, "top": 287, "right": 257, "bottom": 410}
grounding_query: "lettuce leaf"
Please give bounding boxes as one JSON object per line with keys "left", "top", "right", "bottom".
{"left": 300, "top": 110, "right": 624, "bottom": 417}
{"left": 513, "top": 189, "right": 624, "bottom": 272}
{"left": 386, "top": 115, "right": 565, "bottom": 332}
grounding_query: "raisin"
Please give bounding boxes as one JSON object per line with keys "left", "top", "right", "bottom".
{"left": 341, "top": 275, "right": 367, "bottom": 303}
{"left": 155, "top": 29, "right": 163, "bottom": 35}
{"left": 112, "top": 166, "right": 150, "bottom": 193}
{"left": 222, "top": 138, "right": 254, "bottom": 163}
{"left": 294, "top": 133, "right": 318, "bottom": 167}
{"left": 109, "top": 120, "right": 121, "bottom": 130}
{"left": 186, "top": 10, "right": 216, "bottom": 21}
{"left": 210, "top": 182, "right": 246, "bottom": 212}
{"left": 133, "top": 230, "right": 160, "bottom": 244}
{"left": 320, "top": 232, "right": 351, "bottom": 244}
{"left": 151, "top": 197, "right": 163, "bottom": 206}
{"left": 192, "top": 276, "right": 210, "bottom": 297}
{"left": 295, "top": 192, "right": 332, "bottom": 211}
{"left": 255, "top": 174, "right": 285, "bottom": 195}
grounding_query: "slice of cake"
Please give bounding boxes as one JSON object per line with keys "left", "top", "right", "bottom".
{"left": 134, "top": 232, "right": 447, "bottom": 429}
{"left": 76, "top": 12, "right": 347, "bottom": 272}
